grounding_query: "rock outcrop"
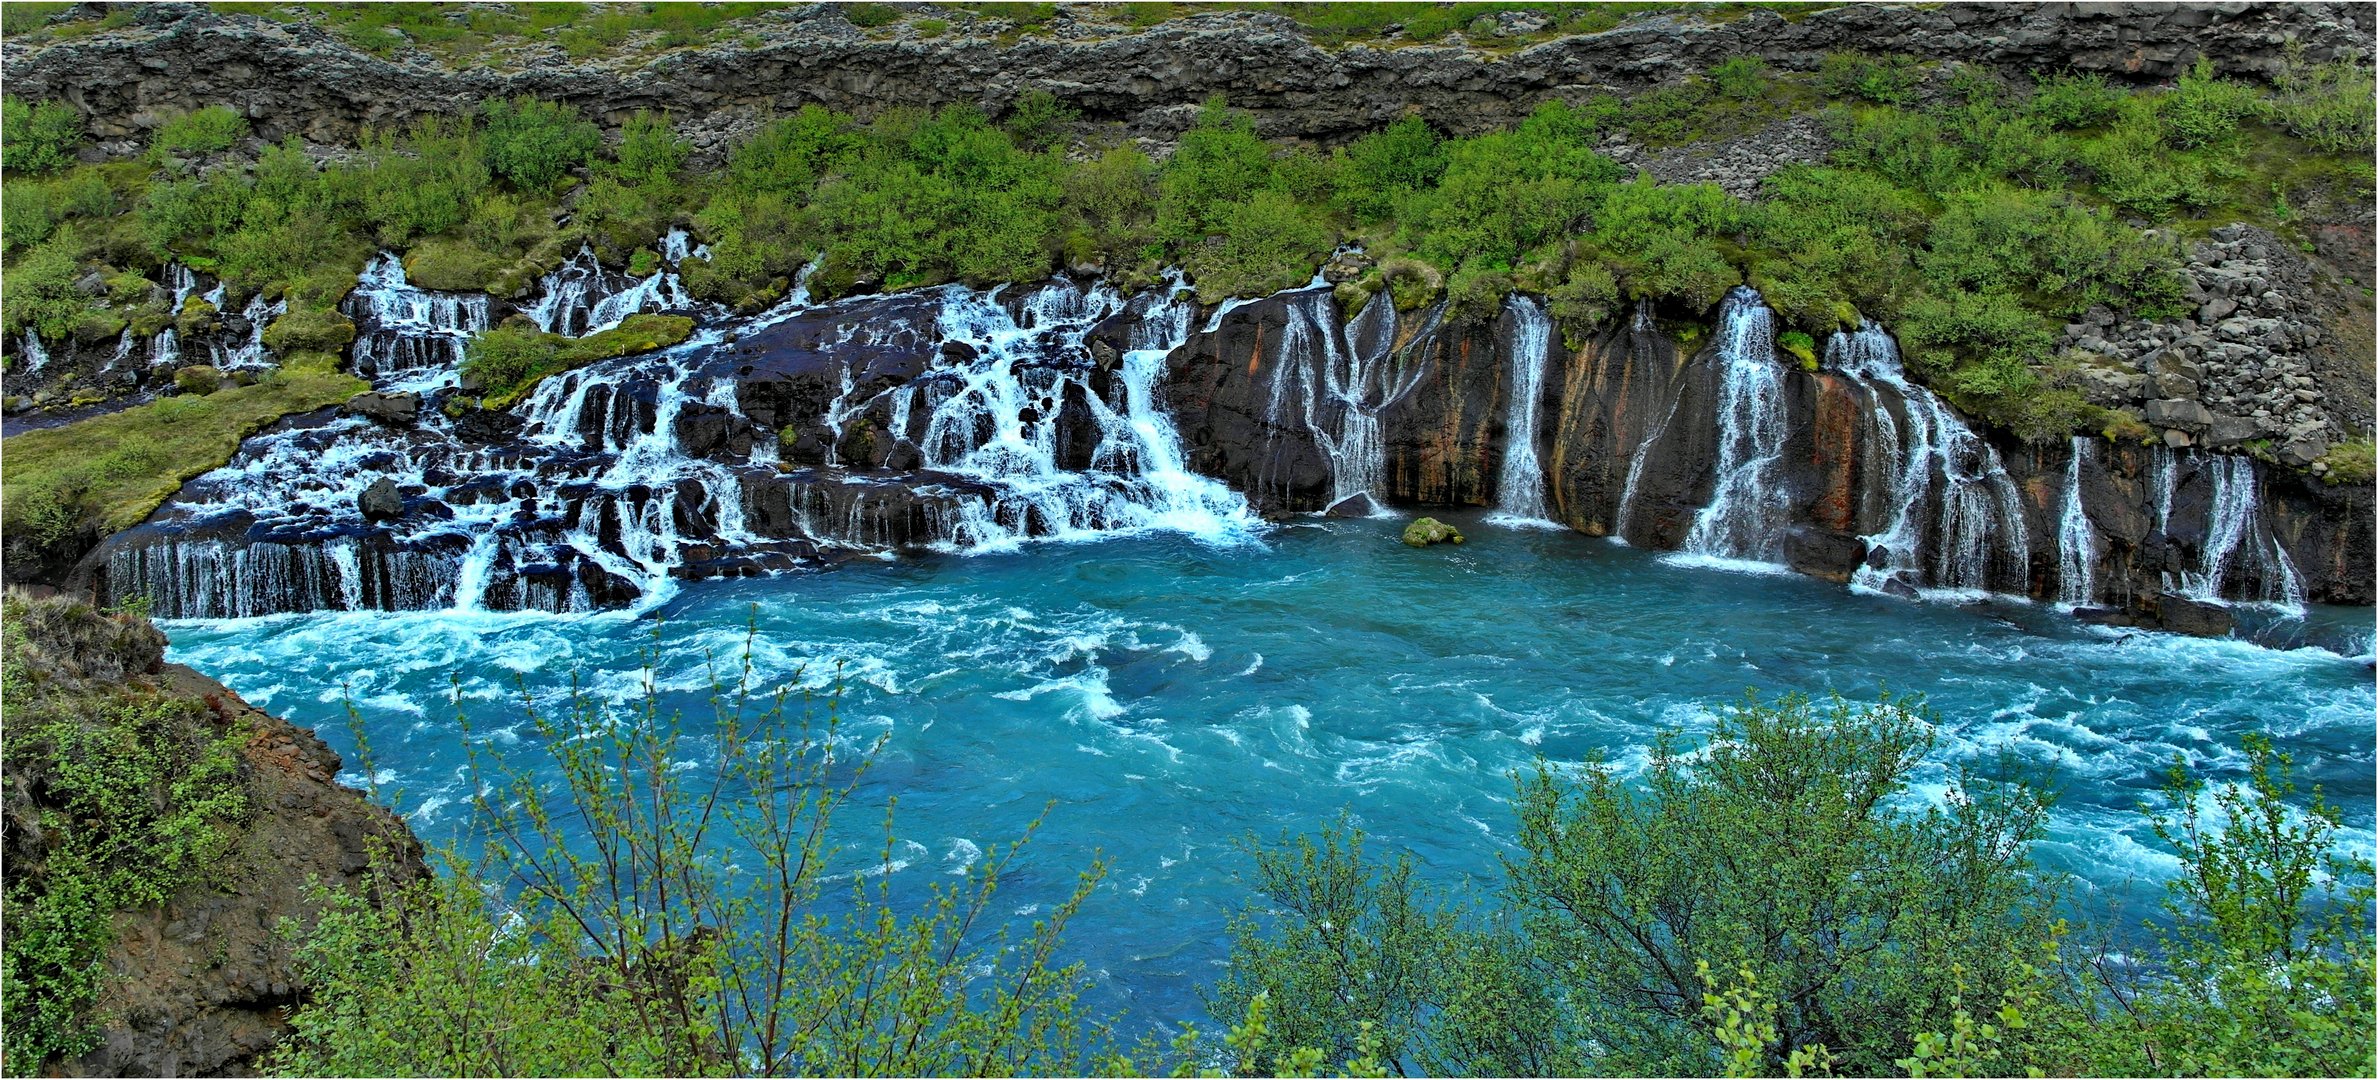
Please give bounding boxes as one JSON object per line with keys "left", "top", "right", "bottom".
{"left": 1, "top": 594, "right": 428, "bottom": 1077}
{"left": 4, "top": 3, "right": 2369, "bottom": 158}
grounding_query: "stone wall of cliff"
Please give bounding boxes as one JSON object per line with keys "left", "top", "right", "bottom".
{"left": 5, "top": 2, "right": 2372, "bottom": 159}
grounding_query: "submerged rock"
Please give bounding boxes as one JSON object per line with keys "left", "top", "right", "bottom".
{"left": 1402, "top": 517, "right": 1463, "bottom": 547}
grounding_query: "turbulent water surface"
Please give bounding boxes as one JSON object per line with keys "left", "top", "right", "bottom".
{"left": 164, "top": 511, "right": 2377, "bottom": 1028}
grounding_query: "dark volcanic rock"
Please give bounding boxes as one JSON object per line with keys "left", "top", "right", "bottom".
{"left": 6, "top": 3, "right": 2365, "bottom": 157}
{"left": 356, "top": 476, "right": 403, "bottom": 521}
{"left": 345, "top": 390, "right": 420, "bottom": 426}
{"left": 2155, "top": 595, "right": 2236, "bottom": 638}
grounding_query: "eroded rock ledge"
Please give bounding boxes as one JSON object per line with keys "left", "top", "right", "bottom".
{"left": 5, "top": 2, "right": 2371, "bottom": 159}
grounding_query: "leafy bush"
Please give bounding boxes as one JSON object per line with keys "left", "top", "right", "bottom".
{"left": 2028, "top": 71, "right": 2123, "bottom": 130}
{"left": 1333, "top": 114, "right": 1446, "bottom": 224}
{"left": 1, "top": 596, "right": 250, "bottom": 1074}
{"left": 152, "top": 105, "right": 250, "bottom": 157}
{"left": 0, "top": 229, "right": 90, "bottom": 340}
{"left": 1002, "top": 88, "right": 1077, "bottom": 151}
{"left": 1819, "top": 51, "right": 1922, "bottom": 105}
{"left": 2266, "top": 47, "right": 2377, "bottom": 153}
{"left": 2, "top": 97, "right": 83, "bottom": 173}
{"left": 479, "top": 97, "right": 600, "bottom": 191}
{"left": 606, "top": 109, "right": 691, "bottom": 186}
{"left": 273, "top": 651, "right": 1105, "bottom": 1076}
{"left": 2161, "top": 57, "right": 2260, "bottom": 149}
{"left": 1710, "top": 55, "right": 1769, "bottom": 101}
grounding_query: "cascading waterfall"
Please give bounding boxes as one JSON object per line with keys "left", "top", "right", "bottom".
{"left": 2172, "top": 452, "right": 2305, "bottom": 610}
{"left": 344, "top": 255, "right": 490, "bottom": 386}
{"left": 921, "top": 277, "right": 1260, "bottom": 549}
{"left": 214, "top": 293, "right": 286, "bottom": 371}
{"left": 1829, "top": 322, "right": 2029, "bottom": 597}
{"left": 527, "top": 229, "right": 697, "bottom": 337}
{"left": 1678, "top": 287, "right": 1788, "bottom": 565}
{"left": 2055, "top": 437, "right": 2099, "bottom": 607}
{"left": 110, "top": 261, "right": 1259, "bottom": 618}
{"left": 1488, "top": 296, "right": 1557, "bottom": 526}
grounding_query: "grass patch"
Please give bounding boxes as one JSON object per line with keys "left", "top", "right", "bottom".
{"left": 466, "top": 313, "right": 695, "bottom": 410}
{"left": 1, "top": 354, "right": 366, "bottom": 539}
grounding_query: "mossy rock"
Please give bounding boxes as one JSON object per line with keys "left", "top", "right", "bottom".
{"left": 261, "top": 307, "right": 357, "bottom": 356}
{"left": 173, "top": 365, "right": 223, "bottom": 395}
{"left": 1777, "top": 330, "right": 1818, "bottom": 369}
{"left": 402, "top": 238, "right": 511, "bottom": 293}
{"left": 74, "top": 308, "right": 129, "bottom": 344}
{"left": 174, "top": 297, "right": 218, "bottom": 339}
{"left": 1402, "top": 516, "right": 1464, "bottom": 548}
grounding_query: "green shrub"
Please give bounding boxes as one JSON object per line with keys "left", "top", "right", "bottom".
{"left": 1546, "top": 258, "right": 1619, "bottom": 341}
{"left": 1002, "top": 88, "right": 1076, "bottom": 151}
{"left": 1819, "top": 51, "right": 1921, "bottom": 105}
{"left": 467, "top": 313, "right": 695, "bottom": 408}
{"left": 2161, "top": 57, "right": 2259, "bottom": 149}
{"left": 2265, "top": 48, "right": 2377, "bottom": 153}
{"left": 2028, "top": 71, "right": 2123, "bottom": 131}
{"left": 152, "top": 105, "right": 250, "bottom": 157}
{"left": 1443, "top": 263, "right": 1513, "bottom": 326}
{"left": 2, "top": 97, "right": 83, "bottom": 174}
{"left": 1710, "top": 55, "right": 1769, "bottom": 101}
{"left": 1156, "top": 97, "right": 1281, "bottom": 244}
{"left": 1, "top": 596, "right": 249, "bottom": 1074}
{"left": 2316, "top": 437, "right": 2376, "bottom": 484}
{"left": 606, "top": 109, "right": 691, "bottom": 186}
{"left": 1332, "top": 114, "right": 1446, "bottom": 224}
{"left": 479, "top": 97, "right": 600, "bottom": 191}
{"left": 0, "top": 229, "right": 90, "bottom": 340}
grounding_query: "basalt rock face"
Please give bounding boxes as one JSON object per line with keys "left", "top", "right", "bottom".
{"left": 1, "top": 596, "right": 428, "bottom": 1078}
{"left": 6, "top": 3, "right": 2370, "bottom": 157}
{"left": 1172, "top": 286, "right": 2375, "bottom": 626}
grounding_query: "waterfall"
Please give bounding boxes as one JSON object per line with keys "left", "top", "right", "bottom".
{"left": 110, "top": 262, "right": 1263, "bottom": 619}
{"left": 1488, "top": 295, "right": 1557, "bottom": 526}
{"left": 216, "top": 293, "right": 286, "bottom": 371}
{"left": 2055, "top": 437, "right": 2098, "bottom": 607}
{"left": 344, "top": 254, "right": 491, "bottom": 387}
{"left": 1263, "top": 289, "right": 1425, "bottom": 511}
{"left": 1678, "top": 287, "right": 1788, "bottom": 565}
{"left": 1829, "top": 322, "right": 2029, "bottom": 597}
{"left": 919, "top": 277, "right": 1260, "bottom": 549}
{"left": 17, "top": 329, "right": 48, "bottom": 374}
{"left": 2172, "top": 453, "right": 2305, "bottom": 610}
{"left": 526, "top": 229, "right": 697, "bottom": 338}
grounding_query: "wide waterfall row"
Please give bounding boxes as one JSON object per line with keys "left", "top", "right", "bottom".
{"left": 103, "top": 245, "right": 1264, "bottom": 617}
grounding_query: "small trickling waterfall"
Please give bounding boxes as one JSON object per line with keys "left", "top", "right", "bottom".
{"left": 1489, "top": 295, "right": 1556, "bottom": 526}
{"left": 526, "top": 229, "right": 698, "bottom": 337}
{"left": 212, "top": 293, "right": 286, "bottom": 371}
{"left": 2055, "top": 436, "right": 2099, "bottom": 607}
{"left": 1829, "top": 322, "right": 2030, "bottom": 597}
{"left": 16, "top": 329, "right": 48, "bottom": 374}
{"left": 344, "top": 255, "right": 491, "bottom": 386}
{"left": 1261, "top": 289, "right": 1427, "bottom": 511}
{"left": 2169, "top": 452, "right": 2306, "bottom": 609}
{"left": 1679, "top": 287, "right": 1788, "bottom": 565}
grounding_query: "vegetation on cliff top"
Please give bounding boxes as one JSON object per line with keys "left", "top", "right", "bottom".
{"left": 6, "top": 43, "right": 2369, "bottom": 448}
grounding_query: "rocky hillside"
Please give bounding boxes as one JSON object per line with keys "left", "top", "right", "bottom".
{"left": 1, "top": 593, "right": 426, "bottom": 1076}
{"left": 5, "top": 2, "right": 2372, "bottom": 157}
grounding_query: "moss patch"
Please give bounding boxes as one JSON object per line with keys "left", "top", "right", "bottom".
{"left": 1, "top": 354, "right": 366, "bottom": 539}
{"left": 468, "top": 313, "right": 696, "bottom": 411}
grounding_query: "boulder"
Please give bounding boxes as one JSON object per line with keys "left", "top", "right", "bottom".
{"left": 2144, "top": 398, "right": 2212, "bottom": 432}
{"left": 357, "top": 477, "right": 403, "bottom": 522}
{"left": 2280, "top": 434, "right": 2331, "bottom": 467}
{"left": 1325, "top": 492, "right": 1381, "bottom": 518}
{"left": 345, "top": 390, "right": 420, "bottom": 426}
{"left": 2201, "top": 412, "right": 2258, "bottom": 449}
{"left": 1783, "top": 527, "right": 1865, "bottom": 584}
{"left": 2071, "top": 606, "right": 2139, "bottom": 628}
{"left": 2155, "top": 596, "right": 2234, "bottom": 638}
{"left": 1401, "top": 517, "right": 1463, "bottom": 548}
